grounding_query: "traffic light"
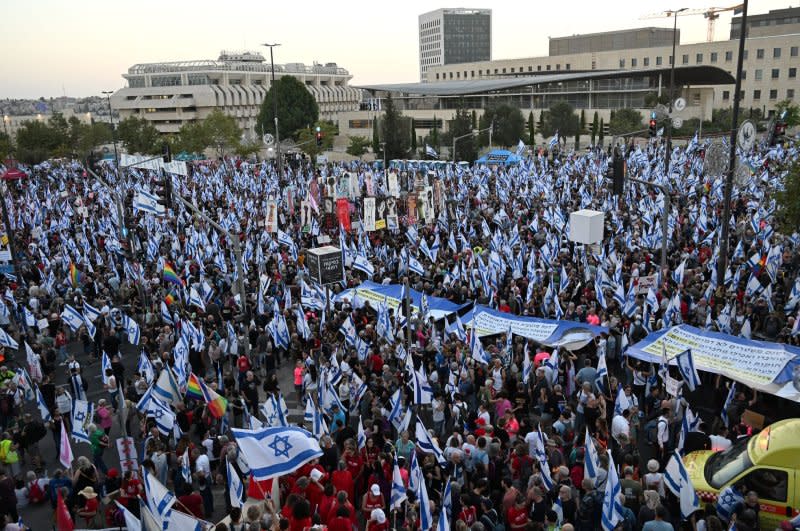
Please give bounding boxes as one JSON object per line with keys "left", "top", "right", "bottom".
{"left": 649, "top": 112, "right": 657, "bottom": 138}
{"left": 153, "top": 175, "right": 172, "bottom": 210}
{"left": 612, "top": 147, "right": 625, "bottom": 196}
{"left": 315, "top": 132, "right": 323, "bottom": 147}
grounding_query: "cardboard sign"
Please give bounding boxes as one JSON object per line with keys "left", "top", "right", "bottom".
{"left": 264, "top": 200, "right": 279, "bottom": 233}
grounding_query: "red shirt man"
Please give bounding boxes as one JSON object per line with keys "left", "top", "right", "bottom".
{"left": 332, "top": 468, "right": 355, "bottom": 503}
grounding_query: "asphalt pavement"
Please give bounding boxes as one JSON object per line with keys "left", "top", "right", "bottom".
{"left": 17, "top": 340, "right": 303, "bottom": 530}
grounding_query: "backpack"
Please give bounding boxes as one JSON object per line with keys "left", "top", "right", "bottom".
{"left": 644, "top": 418, "right": 667, "bottom": 446}
{"left": 28, "top": 481, "right": 46, "bottom": 504}
{"left": 481, "top": 508, "right": 505, "bottom": 531}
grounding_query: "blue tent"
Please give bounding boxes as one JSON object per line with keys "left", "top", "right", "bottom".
{"left": 475, "top": 149, "right": 522, "bottom": 166}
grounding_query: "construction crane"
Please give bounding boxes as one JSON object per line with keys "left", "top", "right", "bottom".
{"left": 640, "top": 4, "right": 743, "bottom": 42}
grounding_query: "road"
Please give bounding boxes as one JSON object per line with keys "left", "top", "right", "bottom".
{"left": 17, "top": 340, "right": 303, "bottom": 530}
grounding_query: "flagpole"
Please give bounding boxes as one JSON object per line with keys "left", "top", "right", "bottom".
{"left": 404, "top": 277, "right": 412, "bottom": 351}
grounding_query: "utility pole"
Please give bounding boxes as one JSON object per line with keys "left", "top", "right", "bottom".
{"left": 262, "top": 43, "right": 283, "bottom": 183}
{"left": 662, "top": 8, "right": 688, "bottom": 180}
{"left": 628, "top": 177, "right": 670, "bottom": 273}
{"left": 718, "top": 0, "right": 749, "bottom": 282}
{"left": 101, "top": 90, "right": 119, "bottom": 170}
{"left": 0, "top": 182, "right": 21, "bottom": 278}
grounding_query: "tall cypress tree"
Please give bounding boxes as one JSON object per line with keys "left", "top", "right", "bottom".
{"left": 591, "top": 111, "right": 599, "bottom": 145}
{"left": 410, "top": 119, "right": 417, "bottom": 153}
{"left": 598, "top": 118, "right": 605, "bottom": 146}
{"left": 528, "top": 111, "right": 535, "bottom": 145}
{"left": 372, "top": 117, "right": 380, "bottom": 155}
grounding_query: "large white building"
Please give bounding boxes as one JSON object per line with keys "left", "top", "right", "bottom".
{"left": 419, "top": 8, "right": 491, "bottom": 82}
{"left": 110, "top": 51, "right": 361, "bottom": 137}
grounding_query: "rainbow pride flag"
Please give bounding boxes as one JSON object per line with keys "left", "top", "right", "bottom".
{"left": 162, "top": 263, "right": 184, "bottom": 288}
{"left": 199, "top": 375, "right": 227, "bottom": 419}
{"left": 185, "top": 373, "right": 204, "bottom": 400}
{"left": 164, "top": 290, "right": 178, "bottom": 306}
{"left": 69, "top": 263, "right": 83, "bottom": 287}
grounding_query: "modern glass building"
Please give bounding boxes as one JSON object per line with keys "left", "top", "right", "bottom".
{"left": 419, "top": 8, "right": 491, "bottom": 82}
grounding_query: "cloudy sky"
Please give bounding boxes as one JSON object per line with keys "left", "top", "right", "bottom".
{"left": 0, "top": 0, "right": 788, "bottom": 98}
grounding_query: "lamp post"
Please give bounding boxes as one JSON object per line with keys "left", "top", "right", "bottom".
{"left": 261, "top": 43, "right": 283, "bottom": 182}
{"left": 662, "top": 7, "right": 687, "bottom": 180}
{"left": 101, "top": 90, "right": 119, "bottom": 169}
{"left": 452, "top": 129, "right": 478, "bottom": 162}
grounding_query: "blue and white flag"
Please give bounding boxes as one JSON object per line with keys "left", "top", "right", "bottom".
{"left": 227, "top": 459, "right": 244, "bottom": 509}
{"left": 600, "top": 450, "right": 624, "bottom": 531}
{"left": 231, "top": 426, "right": 323, "bottom": 481}
{"left": 188, "top": 287, "right": 206, "bottom": 312}
{"left": 549, "top": 132, "right": 559, "bottom": 149}
{"left": 138, "top": 352, "right": 155, "bottom": 385}
{"left": 0, "top": 327, "right": 18, "bottom": 350}
{"left": 391, "top": 456, "right": 407, "bottom": 509}
{"left": 295, "top": 306, "right": 311, "bottom": 341}
{"left": 425, "top": 144, "right": 438, "bottom": 158}
{"left": 114, "top": 501, "right": 141, "bottom": 531}
{"left": 442, "top": 478, "right": 453, "bottom": 518}
{"left": 153, "top": 366, "right": 181, "bottom": 405}
{"left": 584, "top": 429, "right": 601, "bottom": 487}
{"left": 143, "top": 467, "right": 176, "bottom": 520}
{"left": 665, "top": 450, "right": 701, "bottom": 519}
{"left": 71, "top": 399, "right": 93, "bottom": 444}
{"left": 161, "top": 301, "right": 174, "bottom": 325}
{"left": 60, "top": 304, "right": 84, "bottom": 332}
{"left": 516, "top": 139, "right": 526, "bottom": 156}
{"left": 357, "top": 416, "right": 367, "bottom": 451}
{"left": 614, "top": 383, "right": 632, "bottom": 416}
{"left": 133, "top": 190, "right": 166, "bottom": 217}
{"left": 437, "top": 503, "right": 449, "bottom": 531}
{"left": 415, "top": 417, "right": 446, "bottom": 466}
{"left": 595, "top": 354, "right": 608, "bottom": 394}
{"left": 23, "top": 307, "right": 37, "bottom": 328}
{"left": 180, "top": 448, "right": 191, "bottom": 484}
{"left": 82, "top": 301, "right": 102, "bottom": 323}
{"left": 36, "top": 386, "right": 52, "bottom": 422}
{"left": 101, "top": 351, "right": 112, "bottom": 385}
{"left": 418, "top": 464, "right": 434, "bottom": 531}
{"left": 720, "top": 382, "right": 736, "bottom": 427}
{"left": 123, "top": 314, "right": 141, "bottom": 345}
{"left": 674, "top": 349, "right": 701, "bottom": 392}
{"left": 142, "top": 394, "right": 176, "bottom": 436}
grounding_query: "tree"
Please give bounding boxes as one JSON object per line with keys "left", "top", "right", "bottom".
{"left": 234, "top": 140, "right": 262, "bottom": 158}
{"left": 591, "top": 111, "right": 599, "bottom": 145}
{"left": 776, "top": 161, "right": 800, "bottom": 231}
{"left": 14, "top": 120, "right": 66, "bottom": 163}
{"left": 451, "top": 102, "right": 477, "bottom": 162}
{"left": 608, "top": 108, "right": 643, "bottom": 135}
{"left": 203, "top": 109, "right": 242, "bottom": 157}
{"left": 176, "top": 121, "right": 210, "bottom": 154}
{"left": 0, "top": 132, "right": 11, "bottom": 160}
{"left": 118, "top": 116, "right": 161, "bottom": 154}
{"left": 256, "top": 76, "right": 319, "bottom": 140}
{"left": 75, "top": 122, "right": 112, "bottom": 155}
{"left": 346, "top": 136, "right": 371, "bottom": 158}
{"left": 471, "top": 110, "right": 477, "bottom": 130}
{"left": 540, "top": 101, "right": 578, "bottom": 138}
{"left": 574, "top": 129, "right": 580, "bottom": 151}
{"left": 598, "top": 118, "right": 605, "bottom": 146}
{"left": 580, "top": 109, "right": 586, "bottom": 134}
{"left": 381, "top": 95, "right": 410, "bottom": 160}
{"left": 428, "top": 115, "right": 440, "bottom": 152}
{"left": 297, "top": 120, "right": 336, "bottom": 158}
{"left": 410, "top": 120, "right": 417, "bottom": 153}
{"left": 372, "top": 118, "right": 381, "bottom": 155}
{"left": 775, "top": 99, "right": 800, "bottom": 127}
{"left": 478, "top": 104, "right": 525, "bottom": 147}
{"left": 528, "top": 111, "right": 535, "bottom": 145}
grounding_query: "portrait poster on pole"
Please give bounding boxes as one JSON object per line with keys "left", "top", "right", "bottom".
{"left": 336, "top": 198, "right": 351, "bottom": 232}
{"left": 264, "top": 200, "right": 279, "bottom": 233}
{"left": 363, "top": 197, "right": 376, "bottom": 232}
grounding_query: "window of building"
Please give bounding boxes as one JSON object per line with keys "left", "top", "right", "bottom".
{"left": 510, "top": 67, "right": 515, "bottom": 73}
{"left": 773, "top": 47, "right": 781, "bottom": 58}
{"left": 739, "top": 90, "right": 745, "bottom": 100}
{"left": 643, "top": 57, "right": 650, "bottom": 67}
{"left": 722, "top": 90, "right": 730, "bottom": 100}
{"left": 631, "top": 58, "right": 637, "bottom": 67}
{"left": 537, "top": 65, "right": 542, "bottom": 71}
{"left": 566, "top": 64, "right": 571, "bottom": 70}
{"left": 792, "top": 46, "right": 799, "bottom": 57}
{"left": 742, "top": 70, "right": 746, "bottom": 79}
{"left": 464, "top": 71, "right": 467, "bottom": 77}
{"left": 471, "top": 71, "right": 474, "bottom": 77}
{"left": 710, "top": 52, "right": 718, "bottom": 63}
{"left": 770, "top": 89, "right": 778, "bottom": 100}
{"left": 528, "top": 66, "right": 533, "bottom": 72}
{"left": 494, "top": 68, "right": 498, "bottom": 74}
{"left": 478, "top": 69, "right": 482, "bottom": 75}
{"left": 743, "top": 49, "right": 748, "bottom": 59}
{"left": 669, "top": 55, "right": 673, "bottom": 65}
{"left": 725, "top": 50, "right": 733, "bottom": 61}
{"left": 696, "top": 53, "right": 703, "bottom": 64}
{"left": 619, "top": 58, "right": 625, "bottom": 68}
{"left": 682, "top": 54, "right": 689, "bottom": 65}
{"left": 788, "top": 89, "right": 795, "bottom": 99}
{"left": 546, "top": 65, "right": 551, "bottom": 71}
{"left": 502, "top": 68, "right": 506, "bottom": 74}
{"left": 756, "top": 48, "right": 764, "bottom": 59}
{"left": 789, "top": 67, "right": 797, "bottom": 79}
{"left": 436, "top": 73, "right": 440, "bottom": 80}
{"left": 556, "top": 64, "right": 561, "bottom": 70}
{"left": 449, "top": 72, "right": 453, "bottom": 79}
{"left": 771, "top": 68, "right": 779, "bottom": 79}
{"left": 656, "top": 56, "right": 663, "bottom": 66}
{"left": 456, "top": 72, "right": 460, "bottom": 78}
{"left": 754, "top": 89, "right": 761, "bottom": 100}
{"left": 755, "top": 69, "right": 762, "bottom": 81}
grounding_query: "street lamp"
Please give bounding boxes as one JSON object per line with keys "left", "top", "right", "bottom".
{"left": 452, "top": 129, "right": 478, "bottom": 162}
{"left": 663, "top": 7, "right": 688, "bottom": 180}
{"left": 101, "top": 90, "right": 119, "bottom": 169}
{"left": 261, "top": 43, "right": 283, "bottom": 181}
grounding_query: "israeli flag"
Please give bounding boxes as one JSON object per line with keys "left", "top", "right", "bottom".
{"left": 133, "top": 190, "right": 166, "bottom": 217}
{"left": 391, "top": 457, "right": 407, "bottom": 509}
{"left": 417, "top": 464, "right": 433, "bottom": 531}
{"left": 101, "top": 351, "right": 112, "bottom": 385}
{"left": 143, "top": 467, "right": 176, "bottom": 520}
{"left": 60, "top": 304, "right": 84, "bottom": 332}
{"left": 188, "top": 287, "right": 206, "bottom": 312}
{"left": 353, "top": 254, "right": 375, "bottom": 278}
{"left": 295, "top": 306, "right": 311, "bottom": 341}
{"left": 530, "top": 425, "right": 554, "bottom": 490}
{"left": 143, "top": 394, "right": 176, "bottom": 436}
{"left": 720, "top": 382, "right": 736, "bottom": 427}
{"left": 549, "top": 132, "right": 559, "bottom": 149}
{"left": 445, "top": 314, "right": 466, "bottom": 342}
{"left": 230, "top": 426, "right": 323, "bottom": 481}
{"left": 180, "top": 448, "right": 191, "bottom": 484}
{"left": 139, "top": 352, "right": 155, "bottom": 385}
{"left": 411, "top": 368, "right": 434, "bottom": 405}
{"left": 415, "top": 417, "right": 446, "bottom": 466}
{"left": 515, "top": 139, "right": 526, "bottom": 156}
{"left": 665, "top": 450, "right": 701, "bottom": 519}
{"left": 23, "top": 307, "right": 37, "bottom": 328}
{"left": 0, "top": 327, "right": 18, "bottom": 350}
{"left": 437, "top": 503, "right": 450, "bottom": 531}
{"left": 614, "top": 383, "right": 632, "bottom": 416}
{"left": 674, "top": 349, "right": 701, "bottom": 392}
{"left": 114, "top": 501, "right": 141, "bottom": 531}
{"left": 161, "top": 301, "right": 174, "bottom": 325}
{"left": 123, "top": 314, "right": 141, "bottom": 345}
{"left": 425, "top": 144, "right": 438, "bottom": 158}
{"left": 36, "top": 386, "right": 52, "bottom": 422}
{"left": 408, "top": 255, "right": 425, "bottom": 276}
{"left": 71, "top": 399, "right": 93, "bottom": 444}
{"left": 601, "top": 450, "right": 624, "bottom": 531}
{"left": 227, "top": 459, "right": 244, "bottom": 509}
{"left": 595, "top": 354, "right": 608, "bottom": 394}
{"left": 584, "top": 429, "right": 601, "bottom": 487}
{"left": 272, "top": 301, "right": 290, "bottom": 349}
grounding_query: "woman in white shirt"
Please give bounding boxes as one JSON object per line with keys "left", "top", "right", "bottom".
{"left": 642, "top": 459, "right": 666, "bottom": 498}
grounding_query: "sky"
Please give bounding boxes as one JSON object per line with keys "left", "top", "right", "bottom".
{"left": 0, "top": 0, "right": 791, "bottom": 99}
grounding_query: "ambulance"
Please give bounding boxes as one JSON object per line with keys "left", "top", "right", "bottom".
{"left": 683, "top": 419, "right": 800, "bottom": 530}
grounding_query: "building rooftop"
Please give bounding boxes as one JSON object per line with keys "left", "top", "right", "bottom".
{"left": 358, "top": 66, "right": 735, "bottom": 96}
{"left": 125, "top": 51, "right": 349, "bottom": 76}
